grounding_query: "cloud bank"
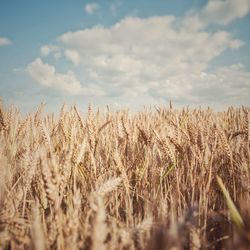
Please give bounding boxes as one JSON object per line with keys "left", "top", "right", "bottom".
{"left": 27, "top": 0, "right": 250, "bottom": 107}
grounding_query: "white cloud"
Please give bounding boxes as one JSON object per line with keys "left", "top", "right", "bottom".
{"left": 27, "top": 58, "right": 104, "bottom": 96}
{"left": 84, "top": 3, "right": 99, "bottom": 15}
{"left": 200, "top": 0, "right": 250, "bottom": 25}
{"left": 0, "top": 37, "right": 11, "bottom": 46}
{"left": 40, "top": 45, "right": 61, "bottom": 59}
{"left": 56, "top": 15, "right": 248, "bottom": 105}
{"left": 40, "top": 46, "right": 51, "bottom": 56}
{"left": 64, "top": 49, "right": 81, "bottom": 65}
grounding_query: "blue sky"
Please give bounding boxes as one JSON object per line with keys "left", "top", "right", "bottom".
{"left": 0, "top": 0, "right": 250, "bottom": 113}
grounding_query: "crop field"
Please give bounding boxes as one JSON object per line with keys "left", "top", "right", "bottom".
{"left": 0, "top": 103, "right": 249, "bottom": 250}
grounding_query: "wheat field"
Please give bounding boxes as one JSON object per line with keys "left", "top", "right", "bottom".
{"left": 0, "top": 102, "right": 250, "bottom": 250}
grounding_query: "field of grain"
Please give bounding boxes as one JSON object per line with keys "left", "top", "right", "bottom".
{"left": 0, "top": 103, "right": 249, "bottom": 249}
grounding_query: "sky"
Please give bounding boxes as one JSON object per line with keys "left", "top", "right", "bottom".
{"left": 0, "top": 0, "right": 250, "bottom": 113}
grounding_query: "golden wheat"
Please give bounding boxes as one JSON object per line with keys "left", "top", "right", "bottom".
{"left": 0, "top": 103, "right": 249, "bottom": 249}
